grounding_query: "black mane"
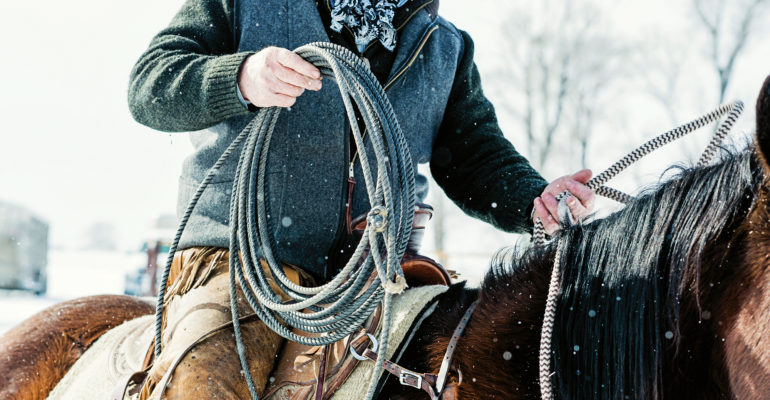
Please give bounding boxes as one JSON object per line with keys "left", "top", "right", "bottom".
{"left": 488, "top": 147, "right": 764, "bottom": 399}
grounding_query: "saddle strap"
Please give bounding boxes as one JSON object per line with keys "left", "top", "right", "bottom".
{"left": 360, "top": 348, "right": 439, "bottom": 399}
{"left": 110, "top": 371, "right": 148, "bottom": 400}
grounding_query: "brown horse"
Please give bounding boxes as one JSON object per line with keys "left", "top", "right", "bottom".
{"left": 0, "top": 295, "right": 153, "bottom": 400}
{"left": 380, "top": 75, "right": 770, "bottom": 400}
{"left": 2, "top": 75, "right": 770, "bottom": 400}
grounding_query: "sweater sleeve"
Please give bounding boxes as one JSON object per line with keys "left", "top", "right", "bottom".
{"left": 128, "top": 0, "right": 254, "bottom": 132}
{"left": 430, "top": 30, "right": 548, "bottom": 234}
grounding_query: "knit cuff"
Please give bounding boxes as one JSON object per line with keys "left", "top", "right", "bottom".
{"left": 202, "top": 52, "right": 256, "bottom": 120}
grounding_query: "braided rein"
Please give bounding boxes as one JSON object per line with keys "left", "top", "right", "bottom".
{"left": 535, "top": 100, "right": 744, "bottom": 400}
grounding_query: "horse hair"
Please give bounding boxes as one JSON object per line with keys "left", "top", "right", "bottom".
{"left": 488, "top": 147, "right": 764, "bottom": 399}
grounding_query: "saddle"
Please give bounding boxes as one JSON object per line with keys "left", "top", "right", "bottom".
{"left": 123, "top": 204, "right": 450, "bottom": 400}
{"left": 263, "top": 203, "right": 452, "bottom": 400}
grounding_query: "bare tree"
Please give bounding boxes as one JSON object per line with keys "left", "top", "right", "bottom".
{"left": 490, "top": 0, "right": 629, "bottom": 173}
{"left": 694, "top": 0, "right": 770, "bottom": 104}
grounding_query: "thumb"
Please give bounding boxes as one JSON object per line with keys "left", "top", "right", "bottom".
{"left": 571, "top": 169, "right": 592, "bottom": 184}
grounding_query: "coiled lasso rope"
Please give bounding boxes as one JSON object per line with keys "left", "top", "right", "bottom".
{"left": 535, "top": 100, "right": 744, "bottom": 400}
{"left": 153, "top": 42, "right": 416, "bottom": 400}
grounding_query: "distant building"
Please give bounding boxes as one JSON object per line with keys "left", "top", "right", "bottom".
{"left": 0, "top": 201, "right": 49, "bottom": 294}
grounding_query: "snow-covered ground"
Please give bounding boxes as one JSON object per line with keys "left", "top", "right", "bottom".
{"left": 0, "top": 249, "right": 145, "bottom": 335}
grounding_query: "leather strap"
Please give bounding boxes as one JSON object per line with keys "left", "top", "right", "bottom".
{"left": 435, "top": 300, "right": 478, "bottom": 393}
{"left": 358, "top": 299, "right": 479, "bottom": 399}
{"left": 361, "top": 348, "right": 439, "bottom": 399}
{"left": 110, "top": 370, "right": 148, "bottom": 400}
{"left": 314, "top": 345, "right": 329, "bottom": 400}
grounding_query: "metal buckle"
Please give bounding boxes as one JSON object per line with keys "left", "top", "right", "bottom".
{"left": 349, "top": 333, "right": 378, "bottom": 361}
{"left": 399, "top": 370, "right": 423, "bottom": 389}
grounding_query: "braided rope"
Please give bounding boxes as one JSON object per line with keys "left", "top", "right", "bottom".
{"left": 538, "top": 239, "right": 563, "bottom": 400}
{"left": 153, "top": 43, "right": 415, "bottom": 400}
{"left": 534, "top": 100, "right": 744, "bottom": 400}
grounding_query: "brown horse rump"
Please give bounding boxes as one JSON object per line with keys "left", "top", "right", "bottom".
{"left": 0, "top": 295, "right": 154, "bottom": 400}
{"left": 46, "top": 315, "right": 154, "bottom": 400}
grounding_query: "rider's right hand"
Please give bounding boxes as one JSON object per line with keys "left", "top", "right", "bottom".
{"left": 237, "top": 47, "right": 323, "bottom": 108}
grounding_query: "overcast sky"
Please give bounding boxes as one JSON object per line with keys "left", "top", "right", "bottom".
{"left": 0, "top": 0, "right": 767, "bottom": 261}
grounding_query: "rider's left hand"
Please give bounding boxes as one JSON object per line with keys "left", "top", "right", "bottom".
{"left": 532, "top": 169, "right": 595, "bottom": 235}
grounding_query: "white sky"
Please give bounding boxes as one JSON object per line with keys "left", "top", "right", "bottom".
{"left": 0, "top": 0, "right": 768, "bottom": 273}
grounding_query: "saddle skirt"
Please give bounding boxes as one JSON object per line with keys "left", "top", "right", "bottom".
{"left": 46, "top": 314, "right": 154, "bottom": 400}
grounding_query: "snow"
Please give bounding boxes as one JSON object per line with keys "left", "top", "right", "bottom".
{"left": 0, "top": 249, "right": 144, "bottom": 335}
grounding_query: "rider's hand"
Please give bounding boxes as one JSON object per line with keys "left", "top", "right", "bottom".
{"left": 532, "top": 169, "right": 595, "bottom": 235}
{"left": 237, "top": 47, "right": 323, "bottom": 108}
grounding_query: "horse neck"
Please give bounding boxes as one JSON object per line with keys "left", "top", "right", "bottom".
{"left": 447, "top": 251, "right": 554, "bottom": 400}
{"left": 719, "top": 185, "right": 770, "bottom": 398}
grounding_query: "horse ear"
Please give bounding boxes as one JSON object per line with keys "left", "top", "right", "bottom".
{"left": 756, "top": 75, "right": 770, "bottom": 169}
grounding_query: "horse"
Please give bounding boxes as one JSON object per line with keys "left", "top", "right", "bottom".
{"left": 2, "top": 75, "right": 769, "bottom": 400}
{"left": 380, "top": 75, "right": 770, "bottom": 400}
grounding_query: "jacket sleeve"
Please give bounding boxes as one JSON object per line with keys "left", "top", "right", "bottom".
{"left": 430, "top": 30, "right": 548, "bottom": 234}
{"left": 128, "top": 0, "right": 254, "bottom": 132}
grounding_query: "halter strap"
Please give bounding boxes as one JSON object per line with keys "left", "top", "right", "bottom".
{"left": 435, "top": 300, "right": 478, "bottom": 394}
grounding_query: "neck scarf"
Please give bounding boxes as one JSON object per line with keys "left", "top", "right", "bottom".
{"left": 329, "top": 0, "right": 408, "bottom": 52}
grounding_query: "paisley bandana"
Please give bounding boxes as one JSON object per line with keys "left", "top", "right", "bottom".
{"left": 329, "top": 0, "right": 408, "bottom": 52}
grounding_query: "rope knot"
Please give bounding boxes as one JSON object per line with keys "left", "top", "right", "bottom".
{"left": 367, "top": 206, "right": 389, "bottom": 233}
{"left": 383, "top": 274, "right": 407, "bottom": 294}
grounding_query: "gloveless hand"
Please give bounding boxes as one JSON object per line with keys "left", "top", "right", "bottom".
{"left": 532, "top": 169, "right": 596, "bottom": 235}
{"left": 238, "top": 47, "right": 323, "bottom": 108}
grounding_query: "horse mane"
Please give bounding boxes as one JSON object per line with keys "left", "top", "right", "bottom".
{"left": 486, "top": 146, "right": 765, "bottom": 399}
{"left": 554, "top": 148, "right": 764, "bottom": 399}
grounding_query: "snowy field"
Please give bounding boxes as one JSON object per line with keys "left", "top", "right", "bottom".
{"left": 0, "top": 250, "right": 145, "bottom": 335}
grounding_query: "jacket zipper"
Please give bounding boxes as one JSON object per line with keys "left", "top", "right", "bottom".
{"left": 350, "top": 23, "right": 440, "bottom": 167}
{"left": 329, "top": 22, "right": 439, "bottom": 278}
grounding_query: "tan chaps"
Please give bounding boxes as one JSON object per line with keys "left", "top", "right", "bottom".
{"left": 140, "top": 247, "right": 314, "bottom": 400}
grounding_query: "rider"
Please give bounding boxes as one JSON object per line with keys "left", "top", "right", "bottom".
{"left": 128, "top": 0, "right": 595, "bottom": 397}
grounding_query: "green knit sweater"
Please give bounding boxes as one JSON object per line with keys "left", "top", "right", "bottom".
{"left": 128, "top": 0, "right": 547, "bottom": 234}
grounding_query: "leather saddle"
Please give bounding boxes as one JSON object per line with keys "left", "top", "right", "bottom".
{"left": 262, "top": 203, "right": 451, "bottom": 399}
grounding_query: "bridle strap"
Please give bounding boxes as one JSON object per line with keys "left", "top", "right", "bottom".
{"left": 435, "top": 300, "right": 479, "bottom": 393}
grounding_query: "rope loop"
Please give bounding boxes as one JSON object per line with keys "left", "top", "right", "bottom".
{"left": 153, "top": 43, "right": 416, "bottom": 400}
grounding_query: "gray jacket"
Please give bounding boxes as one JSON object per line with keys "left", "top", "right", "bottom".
{"left": 177, "top": 0, "right": 464, "bottom": 277}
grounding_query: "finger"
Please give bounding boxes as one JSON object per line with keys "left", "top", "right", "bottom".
{"left": 565, "top": 195, "right": 588, "bottom": 220}
{"left": 276, "top": 48, "right": 322, "bottom": 80}
{"left": 267, "top": 76, "right": 305, "bottom": 97}
{"left": 571, "top": 169, "right": 592, "bottom": 184}
{"left": 266, "top": 93, "right": 296, "bottom": 108}
{"left": 541, "top": 191, "right": 561, "bottom": 222}
{"left": 545, "top": 178, "right": 571, "bottom": 198}
{"left": 272, "top": 62, "right": 323, "bottom": 91}
{"left": 534, "top": 198, "right": 560, "bottom": 235}
{"left": 566, "top": 180, "right": 596, "bottom": 210}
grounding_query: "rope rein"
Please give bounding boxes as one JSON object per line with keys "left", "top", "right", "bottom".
{"left": 535, "top": 100, "right": 744, "bottom": 399}
{"left": 154, "top": 43, "right": 416, "bottom": 400}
